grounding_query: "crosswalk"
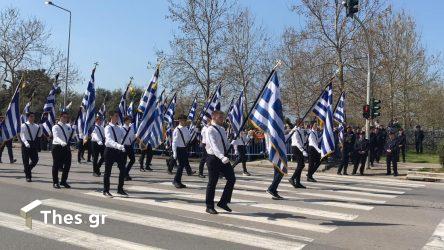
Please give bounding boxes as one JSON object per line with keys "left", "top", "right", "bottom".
{"left": 0, "top": 166, "right": 430, "bottom": 249}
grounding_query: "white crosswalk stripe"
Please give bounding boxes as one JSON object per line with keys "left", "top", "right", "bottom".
{"left": 423, "top": 219, "right": 444, "bottom": 249}
{"left": 0, "top": 211, "right": 159, "bottom": 250}
{"left": 127, "top": 185, "right": 359, "bottom": 221}
{"left": 42, "top": 199, "right": 307, "bottom": 250}
{"left": 84, "top": 191, "right": 337, "bottom": 233}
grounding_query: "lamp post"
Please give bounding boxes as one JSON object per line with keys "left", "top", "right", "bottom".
{"left": 45, "top": 1, "right": 71, "bottom": 108}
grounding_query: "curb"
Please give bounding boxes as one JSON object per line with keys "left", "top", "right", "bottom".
{"left": 406, "top": 171, "right": 444, "bottom": 182}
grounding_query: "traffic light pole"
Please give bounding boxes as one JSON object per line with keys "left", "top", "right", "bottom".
{"left": 353, "top": 14, "right": 373, "bottom": 167}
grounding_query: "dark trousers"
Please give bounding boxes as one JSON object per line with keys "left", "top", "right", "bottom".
{"left": 174, "top": 147, "right": 189, "bottom": 183}
{"left": 338, "top": 148, "right": 352, "bottom": 174}
{"left": 369, "top": 147, "right": 376, "bottom": 166}
{"left": 0, "top": 139, "right": 14, "bottom": 162}
{"left": 233, "top": 145, "right": 248, "bottom": 172}
{"left": 21, "top": 142, "right": 39, "bottom": 179}
{"left": 205, "top": 155, "right": 236, "bottom": 209}
{"left": 198, "top": 144, "right": 207, "bottom": 175}
{"left": 103, "top": 147, "right": 125, "bottom": 192}
{"left": 139, "top": 145, "right": 153, "bottom": 168}
{"left": 268, "top": 168, "right": 283, "bottom": 193}
{"left": 376, "top": 146, "right": 383, "bottom": 162}
{"left": 290, "top": 146, "right": 305, "bottom": 183}
{"left": 92, "top": 142, "right": 104, "bottom": 174}
{"left": 397, "top": 146, "right": 406, "bottom": 162}
{"left": 124, "top": 145, "right": 135, "bottom": 176}
{"left": 77, "top": 140, "right": 85, "bottom": 162}
{"left": 307, "top": 146, "right": 321, "bottom": 178}
{"left": 52, "top": 145, "right": 71, "bottom": 184}
{"left": 386, "top": 153, "right": 398, "bottom": 175}
{"left": 87, "top": 140, "right": 92, "bottom": 161}
{"left": 415, "top": 141, "right": 423, "bottom": 154}
{"left": 353, "top": 153, "right": 367, "bottom": 174}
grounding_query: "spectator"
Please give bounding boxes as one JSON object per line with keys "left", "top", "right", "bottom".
{"left": 414, "top": 125, "right": 425, "bottom": 154}
{"left": 397, "top": 128, "right": 406, "bottom": 162}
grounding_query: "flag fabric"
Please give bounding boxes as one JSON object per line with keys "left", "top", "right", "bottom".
{"left": 138, "top": 67, "right": 159, "bottom": 113}
{"left": 81, "top": 67, "right": 97, "bottom": 140}
{"left": 313, "top": 83, "right": 335, "bottom": 158}
{"left": 127, "top": 100, "right": 134, "bottom": 118}
{"left": 118, "top": 82, "right": 131, "bottom": 124}
{"left": 135, "top": 81, "right": 158, "bottom": 141}
{"left": 20, "top": 100, "right": 32, "bottom": 124}
{"left": 97, "top": 102, "right": 106, "bottom": 120}
{"left": 227, "top": 91, "right": 244, "bottom": 138}
{"left": 249, "top": 72, "right": 287, "bottom": 174}
{"left": 333, "top": 92, "right": 346, "bottom": 141}
{"left": 163, "top": 94, "right": 177, "bottom": 146}
{"left": 187, "top": 97, "right": 198, "bottom": 122}
{"left": 202, "top": 84, "right": 221, "bottom": 125}
{"left": 65, "top": 101, "right": 73, "bottom": 111}
{"left": 41, "top": 82, "right": 61, "bottom": 136}
{"left": 1, "top": 82, "right": 23, "bottom": 140}
{"left": 143, "top": 102, "right": 164, "bottom": 148}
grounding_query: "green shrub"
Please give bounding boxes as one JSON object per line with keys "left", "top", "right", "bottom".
{"left": 437, "top": 140, "right": 444, "bottom": 167}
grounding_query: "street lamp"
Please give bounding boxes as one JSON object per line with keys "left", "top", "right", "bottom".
{"left": 45, "top": 0, "right": 71, "bottom": 108}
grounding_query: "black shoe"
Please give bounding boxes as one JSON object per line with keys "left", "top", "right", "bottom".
{"left": 266, "top": 190, "right": 284, "bottom": 200}
{"left": 288, "top": 178, "right": 298, "bottom": 188}
{"left": 167, "top": 170, "right": 173, "bottom": 175}
{"left": 386, "top": 172, "right": 391, "bottom": 175}
{"left": 351, "top": 172, "right": 356, "bottom": 175}
{"left": 53, "top": 183, "right": 60, "bottom": 189}
{"left": 296, "top": 183, "right": 306, "bottom": 189}
{"left": 173, "top": 182, "right": 186, "bottom": 189}
{"left": 124, "top": 176, "right": 132, "bottom": 181}
{"left": 242, "top": 171, "right": 251, "bottom": 176}
{"left": 343, "top": 172, "right": 348, "bottom": 175}
{"left": 139, "top": 167, "right": 146, "bottom": 172}
{"left": 81, "top": 157, "right": 85, "bottom": 160}
{"left": 217, "top": 203, "right": 232, "bottom": 212}
{"left": 145, "top": 166, "right": 153, "bottom": 172}
{"left": 187, "top": 170, "right": 196, "bottom": 176}
{"left": 393, "top": 173, "right": 398, "bottom": 177}
{"left": 10, "top": 159, "right": 17, "bottom": 164}
{"left": 0, "top": 160, "right": 2, "bottom": 163}
{"left": 93, "top": 172, "right": 101, "bottom": 177}
{"left": 103, "top": 191, "right": 113, "bottom": 197}
{"left": 26, "top": 178, "right": 32, "bottom": 182}
{"left": 359, "top": 172, "right": 364, "bottom": 176}
{"left": 307, "top": 176, "right": 317, "bottom": 182}
{"left": 87, "top": 160, "right": 92, "bottom": 163}
{"left": 206, "top": 208, "right": 218, "bottom": 214}
{"left": 60, "top": 182, "right": 71, "bottom": 188}
{"left": 198, "top": 174, "right": 206, "bottom": 178}
{"left": 117, "top": 189, "right": 128, "bottom": 196}
{"left": 337, "top": 172, "right": 342, "bottom": 175}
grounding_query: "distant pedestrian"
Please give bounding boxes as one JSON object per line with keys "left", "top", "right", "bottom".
{"left": 385, "top": 131, "right": 399, "bottom": 176}
{"left": 397, "top": 128, "right": 406, "bottom": 163}
{"left": 414, "top": 125, "right": 424, "bottom": 154}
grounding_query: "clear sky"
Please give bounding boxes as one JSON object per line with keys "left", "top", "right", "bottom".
{"left": 1, "top": 0, "right": 443, "bottom": 93}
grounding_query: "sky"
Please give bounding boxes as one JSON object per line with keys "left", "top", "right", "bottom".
{"left": 1, "top": 0, "right": 443, "bottom": 93}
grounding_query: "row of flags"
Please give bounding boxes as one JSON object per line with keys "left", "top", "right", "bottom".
{"left": 0, "top": 62, "right": 346, "bottom": 177}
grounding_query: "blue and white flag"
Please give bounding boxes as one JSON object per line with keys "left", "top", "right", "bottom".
{"left": 42, "top": 81, "right": 60, "bottom": 136}
{"left": 249, "top": 72, "right": 287, "bottom": 174}
{"left": 163, "top": 94, "right": 177, "bottom": 146}
{"left": 202, "top": 84, "right": 221, "bottom": 125}
{"left": 333, "top": 92, "right": 346, "bottom": 141}
{"left": 1, "top": 82, "right": 23, "bottom": 140}
{"left": 118, "top": 81, "right": 131, "bottom": 125}
{"left": 81, "top": 67, "right": 97, "bottom": 141}
{"left": 227, "top": 91, "right": 244, "bottom": 138}
{"left": 138, "top": 67, "right": 159, "bottom": 113}
{"left": 127, "top": 100, "right": 134, "bottom": 118}
{"left": 97, "top": 102, "right": 106, "bottom": 120}
{"left": 136, "top": 81, "right": 158, "bottom": 141}
{"left": 187, "top": 97, "right": 198, "bottom": 123}
{"left": 313, "top": 83, "right": 335, "bottom": 158}
{"left": 20, "top": 97, "right": 32, "bottom": 124}
{"left": 143, "top": 103, "right": 164, "bottom": 148}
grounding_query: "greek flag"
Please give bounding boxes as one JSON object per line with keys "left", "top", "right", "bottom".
{"left": 42, "top": 82, "right": 60, "bottom": 136}
{"left": 313, "top": 83, "right": 335, "bottom": 158}
{"left": 202, "top": 84, "right": 221, "bottom": 125}
{"left": 20, "top": 99, "right": 32, "bottom": 124}
{"left": 333, "top": 92, "right": 346, "bottom": 141}
{"left": 135, "top": 81, "right": 157, "bottom": 141}
{"left": 227, "top": 91, "right": 244, "bottom": 137}
{"left": 97, "top": 103, "right": 106, "bottom": 120}
{"left": 1, "top": 82, "right": 23, "bottom": 140}
{"left": 118, "top": 81, "right": 131, "bottom": 124}
{"left": 138, "top": 67, "right": 159, "bottom": 113}
{"left": 187, "top": 97, "right": 198, "bottom": 122}
{"left": 249, "top": 72, "right": 287, "bottom": 174}
{"left": 143, "top": 101, "right": 164, "bottom": 148}
{"left": 127, "top": 100, "right": 134, "bottom": 118}
{"left": 164, "top": 94, "right": 177, "bottom": 145}
{"left": 82, "top": 67, "right": 97, "bottom": 140}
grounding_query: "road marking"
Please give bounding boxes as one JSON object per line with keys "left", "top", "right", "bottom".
{"left": 0, "top": 211, "right": 158, "bottom": 250}
{"left": 128, "top": 185, "right": 358, "bottom": 221}
{"left": 160, "top": 182, "right": 374, "bottom": 211}
{"left": 423, "top": 219, "right": 444, "bottom": 250}
{"left": 42, "top": 199, "right": 306, "bottom": 250}
{"left": 84, "top": 191, "right": 336, "bottom": 233}
{"left": 332, "top": 190, "right": 397, "bottom": 199}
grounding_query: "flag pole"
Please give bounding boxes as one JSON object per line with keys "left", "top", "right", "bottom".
{"left": 226, "top": 61, "right": 282, "bottom": 153}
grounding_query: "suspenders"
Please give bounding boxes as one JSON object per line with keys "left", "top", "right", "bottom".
{"left": 177, "top": 127, "right": 187, "bottom": 147}
{"left": 211, "top": 125, "right": 227, "bottom": 156}
{"left": 57, "top": 124, "right": 68, "bottom": 143}
{"left": 122, "top": 127, "right": 131, "bottom": 145}
{"left": 96, "top": 125, "right": 105, "bottom": 143}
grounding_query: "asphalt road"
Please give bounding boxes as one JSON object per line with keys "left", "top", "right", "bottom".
{"left": 0, "top": 148, "right": 443, "bottom": 250}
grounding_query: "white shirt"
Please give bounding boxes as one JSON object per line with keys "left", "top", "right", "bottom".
{"left": 20, "top": 122, "right": 42, "bottom": 146}
{"left": 231, "top": 134, "right": 251, "bottom": 155}
{"left": 291, "top": 127, "right": 306, "bottom": 153}
{"left": 308, "top": 129, "right": 321, "bottom": 153}
{"left": 91, "top": 124, "right": 105, "bottom": 145}
{"left": 172, "top": 125, "right": 191, "bottom": 157}
{"left": 121, "top": 124, "right": 135, "bottom": 146}
{"left": 201, "top": 125, "right": 210, "bottom": 144}
{"left": 206, "top": 122, "right": 229, "bottom": 162}
{"left": 52, "top": 121, "right": 73, "bottom": 146}
{"left": 105, "top": 122, "right": 125, "bottom": 151}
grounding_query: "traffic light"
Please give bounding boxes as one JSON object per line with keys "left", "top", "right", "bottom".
{"left": 345, "top": 0, "right": 359, "bottom": 18}
{"left": 363, "top": 104, "right": 370, "bottom": 119}
{"left": 371, "top": 98, "right": 381, "bottom": 118}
